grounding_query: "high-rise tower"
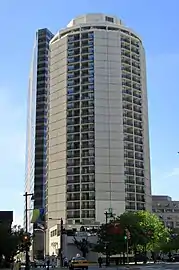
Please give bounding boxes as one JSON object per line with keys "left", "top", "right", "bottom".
{"left": 46, "top": 13, "right": 151, "bottom": 235}
{"left": 25, "top": 28, "right": 53, "bottom": 259}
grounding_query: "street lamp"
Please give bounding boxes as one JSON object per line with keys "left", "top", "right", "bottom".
{"left": 23, "top": 192, "right": 34, "bottom": 270}
{"left": 49, "top": 218, "right": 64, "bottom": 267}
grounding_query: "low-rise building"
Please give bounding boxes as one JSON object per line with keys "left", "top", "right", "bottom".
{"left": 0, "top": 211, "right": 13, "bottom": 230}
{"left": 152, "top": 195, "right": 179, "bottom": 229}
{"left": 48, "top": 224, "right": 98, "bottom": 261}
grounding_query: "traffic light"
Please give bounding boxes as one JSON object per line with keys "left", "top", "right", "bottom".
{"left": 22, "top": 233, "right": 31, "bottom": 246}
{"left": 124, "top": 228, "right": 131, "bottom": 240}
{"left": 24, "top": 235, "right": 28, "bottom": 241}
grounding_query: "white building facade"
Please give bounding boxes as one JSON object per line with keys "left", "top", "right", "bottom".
{"left": 46, "top": 13, "right": 151, "bottom": 254}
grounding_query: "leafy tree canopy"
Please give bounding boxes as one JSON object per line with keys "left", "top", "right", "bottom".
{"left": 0, "top": 224, "right": 31, "bottom": 262}
{"left": 95, "top": 210, "right": 170, "bottom": 256}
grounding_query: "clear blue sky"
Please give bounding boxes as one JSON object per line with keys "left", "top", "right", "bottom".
{"left": 0, "top": 0, "right": 179, "bottom": 225}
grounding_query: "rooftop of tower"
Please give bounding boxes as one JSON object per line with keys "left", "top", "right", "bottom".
{"left": 50, "top": 13, "right": 142, "bottom": 45}
{"left": 67, "top": 13, "right": 123, "bottom": 27}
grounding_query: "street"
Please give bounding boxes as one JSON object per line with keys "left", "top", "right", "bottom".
{"left": 27, "top": 264, "right": 179, "bottom": 270}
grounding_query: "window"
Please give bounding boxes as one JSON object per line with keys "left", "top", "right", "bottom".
{"left": 105, "top": 16, "right": 114, "bottom": 23}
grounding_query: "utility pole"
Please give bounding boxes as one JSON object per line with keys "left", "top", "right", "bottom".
{"left": 24, "top": 192, "right": 29, "bottom": 270}
{"left": 23, "top": 192, "right": 33, "bottom": 270}
{"left": 60, "top": 218, "right": 63, "bottom": 267}
{"left": 125, "top": 228, "right": 130, "bottom": 264}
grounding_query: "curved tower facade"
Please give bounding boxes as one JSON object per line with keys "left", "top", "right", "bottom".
{"left": 47, "top": 14, "right": 151, "bottom": 232}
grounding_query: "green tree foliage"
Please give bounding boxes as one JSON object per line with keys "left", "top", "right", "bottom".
{"left": 94, "top": 222, "right": 126, "bottom": 256}
{"left": 0, "top": 224, "right": 32, "bottom": 264}
{"left": 95, "top": 210, "right": 169, "bottom": 257}
{"left": 160, "top": 229, "right": 179, "bottom": 253}
{"left": 136, "top": 211, "right": 169, "bottom": 251}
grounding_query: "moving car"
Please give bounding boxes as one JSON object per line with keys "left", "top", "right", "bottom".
{"left": 69, "top": 256, "right": 89, "bottom": 270}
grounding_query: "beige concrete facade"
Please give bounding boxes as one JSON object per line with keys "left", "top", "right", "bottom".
{"left": 152, "top": 195, "right": 179, "bottom": 228}
{"left": 46, "top": 13, "right": 151, "bottom": 254}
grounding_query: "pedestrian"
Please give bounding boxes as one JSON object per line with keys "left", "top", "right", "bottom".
{"left": 10, "top": 258, "right": 14, "bottom": 270}
{"left": 98, "top": 257, "right": 102, "bottom": 268}
{"left": 47, "top": 259, "right": 50, "bottom": 270}
{"left": 64, "top": 257, "right": 68, "bottom": 268}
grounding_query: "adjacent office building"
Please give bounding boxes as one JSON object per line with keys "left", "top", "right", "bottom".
{"left": 0, "top": 211, "right": 13, "bottom": 229}
{"left": 24, "top": 28, "right": 53, "bottom": 258}
{"left": 152, "top": 195, "right": 179, "bottom": 229}
{"left": 46, "top": 13, "right": 152, "bottom": 240}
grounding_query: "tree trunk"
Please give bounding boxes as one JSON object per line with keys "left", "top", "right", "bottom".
{"left": 134, "top": 247, "right": 137, "bottom": 265}
{"left": 122, "top": 252, "right": 125, "bottom": 265}
{"left": 143, "top": 245, "right": 147, "bottom": 264}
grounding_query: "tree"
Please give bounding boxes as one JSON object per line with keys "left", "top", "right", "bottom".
{"left": 95, "top": 222, "right": 126, "bottom": 259}
{"left": 160, "top": 229, "right": 179, "bottom": 253}
{"left": 117, "top": 211, "right": 169, "bottom": 264}
{"left": 136, "top": 211, "right": 169, "bottom": 252}
{"left": 73, "top": 236, "right": 90, "bottom": 258}
{"left": 0, "top": 224, "right": 32, "bottom": 266}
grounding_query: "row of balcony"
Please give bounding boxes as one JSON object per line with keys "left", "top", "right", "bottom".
{"left": 121, "top": 57, "right": 140, "bottom": 69}
{"left": 67, "top": 139, "right": 94, "bottom": 146}
{"left": 68, "top": 108, "right": 94, "bottom": 117}
{"left": 67, "top": 174, "right": 95, "bottom": 183}
{"left": 68, "top": 54, "right": 94, "bottom": 63}
{"left": 67, "top": 193, "right": 95, "bottom": 201}
{"left": 67, "top": 85, "right": 94, "bottom": 95}
{"left": 125, "top": 170, "right": 144, "bottom": 177}
{"left": 67, "top": 202, "right": 95, "bottom": 210}
{"left": 67, "top": 185, "right": 95, "bottom": 193}
{"left": 67, "top": 131, "right": 94, "bottom": 141}
{"left": 122, "top": 74, "right": 141, "bottom": 84}
{"left": 126, "top": 203, "right": 145, "bottom": 211}
{"left": 125, "top": 161, "right": 144, "bottom": 168}
{"left": 67, "top": 166, "right": 95, "bottom": 175}
{"left": 68, "top": 48, "right": 94, "bottom": 57}
{"left": 67, "top": 212, "right": 95, "bottom": 219}
{"left": 121, "top": 37, "right": 139, "bottom": 47}
{"left": 124, "top": 151, "right": 143, "bottom": 160}
{"left": 122, "top": 82, "right": 141, "bottom": 92}
{"left": 68, "top": 62, "right": 94, "bottom": 71}
{"left": 68, "top": 69, "right": 94, "bottom": 78}
{"left": 68, "top": 40, "right": 94, "bottom": 49}
{"left": 67, "top": 149, "right": 94, "bottom": 158}
{"left": 67, "top": 124, "right": 94, "bottom": 133}
{"left": 124, "top": 127, "right": 143, "bottom": 137}
{"left": 123, "top": 110, "right": 142, "bottom": 120}
{"left": 124, "top": 135, "right": 143, "bottom": 145}
{"left": 66, "top": 185, "right": 145, "bottom": 194}
{"left": 66, "top": 178, "right": 145, "bottom": 187}
{"left": 125, "top": 177, "right": 145, "bottom": 185}
{"left": 123, "top": 104, "right": 142, "bottom": 114}
{"left": 67, "top": 157, "right": 94, "bottom": 166}
{"left": 68, "top": 33, "right": 94, "bottom": 42}
{"left": 126, "top": 194, "right": 145, "bottom": 202}
{"left": 121, "top": 43, "right": 140, "bottom": 55}
{"left": 122, "top": 67, "right": 140, "bottom": 77}
{"left": 123, "top": 97, "right": 142, "bottom": 107}
{"left": 67, "top": 117, "right": 94, "bottom": 126}
{"left": 123, "top": 118, "right": 142, "bottom": 128}
{"left": 123, "top": 89, "right": 141, "bottom": 99}
{"left": 121, "top": 51, "right": 140, "bottom": 62}
{"left": 67, "top": 101, "right": 94, "bottom": 110}
{"left": 67, "top": 142, "right": 95, "bottom": 151}
{"left": 67, "top": 93, "right": 94, "bottom": 102}
{"left": 67, "top": 77, "right": 94, "bottom": 86}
